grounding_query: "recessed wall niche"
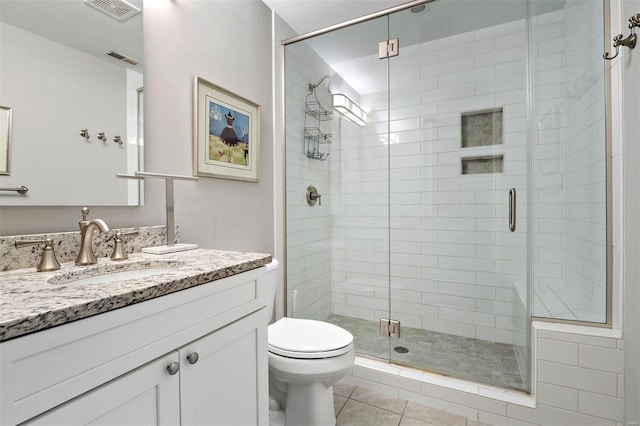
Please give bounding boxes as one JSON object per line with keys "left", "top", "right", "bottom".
{"left": 461, "top": 155, "right": 504, "bottom": 174}
{"left": 461, "top": 108, "right": 503, "bottom": 148}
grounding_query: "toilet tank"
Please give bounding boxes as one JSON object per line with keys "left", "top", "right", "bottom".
{"left": 266, "top": 259, "right": 279, "bottom": 322}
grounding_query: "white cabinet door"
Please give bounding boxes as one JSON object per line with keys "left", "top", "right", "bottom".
{"left": 179, "top": 309, "right": 268, "bottom": 426}
{"left": 23, "top": 352, "right": 181, "bottom": 426}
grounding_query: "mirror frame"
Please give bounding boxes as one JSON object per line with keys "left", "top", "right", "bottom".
{"left": 0, "top": 106, "right": 11, "bottom": 175}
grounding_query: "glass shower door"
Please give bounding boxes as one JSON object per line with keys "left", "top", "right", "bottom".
{"left": 284, "top": 0, "right": 533, "bottom": 393}
{"left": 386, "top": 1, "right": 530, "bottom": 392}
{"left": 284, "top": 16, "right": 392, "bottom": 361}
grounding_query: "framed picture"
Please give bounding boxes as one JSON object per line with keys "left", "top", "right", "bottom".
{"left": 193, "top": 77, "right": 260, "bottom": 182}
{"left": 0, "top": 106, "right": 11, "bottom": 175}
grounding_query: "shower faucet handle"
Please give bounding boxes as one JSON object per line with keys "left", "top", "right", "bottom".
{"left": 307, "top": 185, "right": 322, "bottom": 206}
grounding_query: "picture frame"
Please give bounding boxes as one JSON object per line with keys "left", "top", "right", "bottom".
{"left": 0, "top": 106, "right": 12, "bottom": 175}
{"left": 193, "top": 77, "right": 260, "bottom": 182}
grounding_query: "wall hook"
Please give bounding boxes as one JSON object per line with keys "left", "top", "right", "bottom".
{"left": 113, "top": 135, "right": 123, "bottom": 145}
{"left": 79, "top": 129, "right": 90, "bottom": 141}
{"left": 97, "top": 132, "right": 107, "bottom": 143}
{"left": 604, "top": 13, "right": 640, "bottom": 60}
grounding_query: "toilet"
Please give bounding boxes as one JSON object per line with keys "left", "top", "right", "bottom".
{"left": 266, "top": 260, "right": 355, "bottom": 426}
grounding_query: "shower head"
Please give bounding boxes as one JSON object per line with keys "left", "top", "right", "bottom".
{"left": 308, "top": 75, "right": 330, "bottom": 92}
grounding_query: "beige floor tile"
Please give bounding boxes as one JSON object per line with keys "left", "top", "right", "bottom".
{"left": 334, "top": 381, "right": 357, "bottom": 398}
{"left": 335, "top": 394, "right": 348, "bottom": 416}
{"left": 399, "top": 416, "right": 436, "bottom": 426}
{"left": 403, "top": 401, "right": 467, "bottom": 426}
{"left": 336, "top": 399, "right": 401, "bottom": 426}
{"left": 351, "top": 387, "right": 407, "bottom": 414}
{"left": 467, "top": 420, "right": 493, "bottom": 426}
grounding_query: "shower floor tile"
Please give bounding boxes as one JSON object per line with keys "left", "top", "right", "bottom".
{"left": 327, "top": 314, "right": 525, "bottom": 391}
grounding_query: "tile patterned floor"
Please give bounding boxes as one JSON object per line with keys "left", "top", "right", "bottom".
{"left": 327, "top": 314, "right": 525, "bottom": 391}
{"left": 333, "top": 382, "right": 492, "bottom": 426}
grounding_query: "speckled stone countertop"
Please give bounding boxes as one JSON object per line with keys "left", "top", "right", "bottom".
{"left": 0, "top": 249, "right": 271, "bottom": 342}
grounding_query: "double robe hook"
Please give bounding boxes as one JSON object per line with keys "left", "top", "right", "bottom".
{"left": 604, "top": 13, "right": 640, "bottom": 60}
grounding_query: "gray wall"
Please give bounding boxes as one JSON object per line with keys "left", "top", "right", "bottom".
{"left": 0, "top": 0, "right": 274, "bottom": 256}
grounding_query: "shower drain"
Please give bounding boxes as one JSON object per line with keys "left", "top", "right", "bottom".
{"left": 394, "top": 346, "right": 409, "bottom": 354}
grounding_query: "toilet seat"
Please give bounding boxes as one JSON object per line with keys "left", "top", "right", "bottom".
{"left": 268, "top": 317, "right": 354, "bottom": 359}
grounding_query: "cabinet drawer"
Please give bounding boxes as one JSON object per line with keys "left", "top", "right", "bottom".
{"left": 0, "top": 267, "right": 266, "bottom": 425}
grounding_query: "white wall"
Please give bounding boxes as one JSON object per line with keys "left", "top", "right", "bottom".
{"left": 144, "top": 0, "right": 274, "bottom": 254}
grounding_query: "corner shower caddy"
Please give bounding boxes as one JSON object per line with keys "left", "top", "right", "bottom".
{"left": 304, "top": 78, "right": 332, "bottom": 161}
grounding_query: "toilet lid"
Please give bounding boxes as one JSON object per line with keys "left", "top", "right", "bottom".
{"left": 268, "top": 317, "right": 354, "bottom": 359}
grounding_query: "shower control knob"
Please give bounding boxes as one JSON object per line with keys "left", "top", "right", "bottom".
{"left": 187, "top": 352, "right": 199, "bottom": 365}
{"left": 307, "top": 185, "right": 322, "bottom": 206}
{"left": 166, "top": 362, "right": 180, "bottom": 375}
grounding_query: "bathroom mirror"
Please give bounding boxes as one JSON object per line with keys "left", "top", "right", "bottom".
{"left": 0, "top": 0, "right": 144, "bottom": 206}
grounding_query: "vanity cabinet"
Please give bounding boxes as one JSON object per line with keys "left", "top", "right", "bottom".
{"left": 22, "top": 352, "right": 182, "bottom": 425}
{"left": 0, "top": 266, "right": 269, "bottom": 426}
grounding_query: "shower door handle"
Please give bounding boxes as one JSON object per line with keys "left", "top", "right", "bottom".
{"left": 509, "top": 188, "right": 516, "bottom": 232}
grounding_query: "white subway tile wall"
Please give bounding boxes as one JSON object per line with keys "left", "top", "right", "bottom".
{"left": 329, "top": 15, "right": 530, "bottom": 346}
{"left": 287, "top": 2, "right": 605, "bottom": 336}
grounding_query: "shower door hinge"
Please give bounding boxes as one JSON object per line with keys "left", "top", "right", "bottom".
{"left": 380, "top": 318, "right": 401, "bottom": 337}
{"left": 378, "top": 39, "right": 399, "bottom": 59}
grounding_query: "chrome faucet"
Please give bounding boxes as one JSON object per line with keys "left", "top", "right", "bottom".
{"left": 76, "top": 208, "right": 111, "bottom": 265}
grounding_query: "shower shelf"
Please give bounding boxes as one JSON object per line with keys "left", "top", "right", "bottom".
{"left": 304, "top": 127, "right": 332, "bottom": 144}
{"left": 305, "top": 101, "right": 333, "bottom": 121}
{"left": 304, "top": 77, "right": 333, "bottom": 161}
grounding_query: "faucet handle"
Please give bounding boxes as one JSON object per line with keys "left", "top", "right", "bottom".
{"left": 110, "top": 230, "right": 139, "bottom": 261}
{"left": 15, "top": 238, "right": 61, "bottom": 272}
{"left": 81, "top": 207, "right": 90, "bottom": 221}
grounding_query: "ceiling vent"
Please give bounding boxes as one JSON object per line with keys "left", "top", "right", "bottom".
{"left": 105, "top": 50, "right": 141, "bottom": 66}
{"left": 84, "top": 0, "right": 141, "bottom": 22}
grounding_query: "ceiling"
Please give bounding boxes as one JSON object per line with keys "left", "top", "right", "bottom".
{"left": 262, "top": 0, "right": 409, "bottom": 37}
{"left": 0, "top": 0, "right": 143, "bottom": 70}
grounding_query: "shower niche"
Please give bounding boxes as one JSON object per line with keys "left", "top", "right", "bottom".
{"left": 460, "top": 108, "right": 504, "bottom": 175}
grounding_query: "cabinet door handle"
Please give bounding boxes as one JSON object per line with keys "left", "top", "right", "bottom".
{"left": 187, "top": 352, "right": 199, "bottom": 365}
{"left": 167, "top": 362, "right": 180, "bottom": 375}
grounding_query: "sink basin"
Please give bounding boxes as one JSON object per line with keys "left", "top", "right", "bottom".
{"left": 48, "top": 261, "right": 185, "bottom": 286}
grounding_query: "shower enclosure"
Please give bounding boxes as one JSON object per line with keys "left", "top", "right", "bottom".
{"left": 284, "top": 0, "right": 607, "bottom": 393}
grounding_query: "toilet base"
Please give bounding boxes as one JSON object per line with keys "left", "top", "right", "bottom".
{"left": 282, "top": 382, "right": 336, "bottom": 426}
{"left": 269, "top": 407, "right": 285, "bottom": 426}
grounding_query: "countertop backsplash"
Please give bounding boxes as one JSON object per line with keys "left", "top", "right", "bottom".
{"left": 0, "top": 225, "right": 175, "bottom": 272}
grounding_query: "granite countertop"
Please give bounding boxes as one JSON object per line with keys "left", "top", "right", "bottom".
{"left": 0, "top": 249, "right": 271, "bottom": 342}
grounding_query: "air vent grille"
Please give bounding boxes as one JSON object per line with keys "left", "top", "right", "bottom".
{"left": 105, "top": 50, "right": 141, "bottom": 66}
{"left": 84, "top": 0, "right": 141, "bottom": 22}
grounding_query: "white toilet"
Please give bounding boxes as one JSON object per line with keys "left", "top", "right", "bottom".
{"left": 266, "top": 260, "right": 355, "bottom": 426}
